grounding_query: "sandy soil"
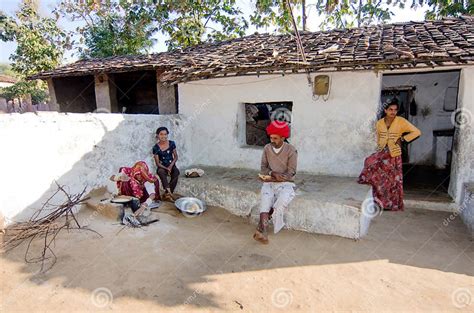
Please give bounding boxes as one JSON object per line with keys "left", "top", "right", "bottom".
{"left": 1, "top": 202, "right": 473, "bottom": 312}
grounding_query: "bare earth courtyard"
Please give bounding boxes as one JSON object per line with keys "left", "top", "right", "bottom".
{"left": 1, "top": 0, "right": 474, "bottom": 311}
{"left": 1, "top": 202, "right": 473, "bottom": 312}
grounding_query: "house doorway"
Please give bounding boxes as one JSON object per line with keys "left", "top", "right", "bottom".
{"left": 112, "top": 70, "right": 159, "bottom": 114}
{"left": 380, "top": 70, "right": 461, "bottom": 201}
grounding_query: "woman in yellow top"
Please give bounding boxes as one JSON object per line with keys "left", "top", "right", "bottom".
{"left": 358, "top": 99, "right": 421, "bottom": 211}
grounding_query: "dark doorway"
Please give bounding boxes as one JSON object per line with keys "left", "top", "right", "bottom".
{"left": 381, "top": 70, "right": 461, "bottom": 201}
{"left": 53, "top": 75, "right": 96, "bottom": 113}
{"left": 113, "top": 71, "right": 159, "bottom": 114}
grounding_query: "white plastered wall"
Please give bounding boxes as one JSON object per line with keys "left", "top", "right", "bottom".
{"left": 0, "top": 113, "right": 189, "bottom": 223}
{"left": 178, "top": 71, "right": 381, "bottom": 176}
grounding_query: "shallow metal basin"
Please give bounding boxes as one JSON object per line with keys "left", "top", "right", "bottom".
{"left": 174, "top": 197, "right": 207, "bottom": 217}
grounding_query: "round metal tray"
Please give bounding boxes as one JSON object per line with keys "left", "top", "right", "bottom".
{"left": 111, "top": 195, "right": 134, "bottom": 203}
{"left": 174, "top": 197, "right": 207, "bottom": 216}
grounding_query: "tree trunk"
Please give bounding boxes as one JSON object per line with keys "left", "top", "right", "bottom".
{"left": 357, "top": 0, "right": 363, "bottom": 27}
{"left": 302, "top": 0, "right": 307, "bottom": 31}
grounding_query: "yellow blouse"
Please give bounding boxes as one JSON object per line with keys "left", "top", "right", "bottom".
{"left": 376, "top": 116, "right": 421, "bottom": 157}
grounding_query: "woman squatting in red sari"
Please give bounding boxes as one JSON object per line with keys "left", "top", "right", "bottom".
{"left": 110, "top": 161, "right": 161, "bottom": 217}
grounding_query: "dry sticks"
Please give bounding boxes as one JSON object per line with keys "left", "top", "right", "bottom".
{"left": 1, "top": 183, "right": 102, "bottom": 272}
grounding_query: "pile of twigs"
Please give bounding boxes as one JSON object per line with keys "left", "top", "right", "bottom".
{"left": 1, "top": 183, "right": 101, "bottom": 272}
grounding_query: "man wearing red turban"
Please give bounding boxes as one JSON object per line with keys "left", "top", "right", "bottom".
{"left": 254, "top": 120, "right": 298, "bottom": 244}
{"left": 265, "top": 120, "right": 291, "bottom": 138}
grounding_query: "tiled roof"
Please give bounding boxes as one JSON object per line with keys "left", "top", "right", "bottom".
{"left": 29, "top": 15, "right": 474, "bottom": 84}
{"left": 0, "top": 74, "right": 17, "bottom": 84}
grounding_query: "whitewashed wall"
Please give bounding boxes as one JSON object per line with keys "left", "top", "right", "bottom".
{"left": 178, "top": 71, "right": 380, "bottom": 176}
{"left": 449, "top": 66, "right": 474, "bottom": 202}
{"left": 1, "top": 67, "right": 472, "bottom": 225}
{"left": 0, "top": 113, "right": 189, "bottom": 223}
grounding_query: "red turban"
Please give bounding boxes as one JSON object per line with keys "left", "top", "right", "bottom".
{"left": 266, "top": 120, "right": 290, "bottom": 138}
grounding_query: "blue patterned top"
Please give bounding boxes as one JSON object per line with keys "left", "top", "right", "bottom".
{"left": 153, "top": 140, "right": 177, "bottom": 167}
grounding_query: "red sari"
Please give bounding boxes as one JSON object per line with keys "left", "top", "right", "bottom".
{"left": 357, "top": 148, "right": 404, "bottom": 211}
{"left": 117, "top": 161, "right": 161, "bottom": 203}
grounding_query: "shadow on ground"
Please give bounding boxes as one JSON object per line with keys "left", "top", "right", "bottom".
{"left": 1, "top": 201, "right": 473, "bottom": 311}
{"left": 1, "top": 114, "right": 473, "bottom": 312}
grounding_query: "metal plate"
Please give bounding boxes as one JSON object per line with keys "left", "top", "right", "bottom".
{"left": 174, "top": 197, "right": 206, "bottom": 216}
{"left": 111, "top": 195, "right": 134, "bottom": 203}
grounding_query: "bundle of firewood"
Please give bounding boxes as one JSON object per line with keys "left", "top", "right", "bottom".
{"left": 1, "top": 183, "right": 101, "bottom": 272}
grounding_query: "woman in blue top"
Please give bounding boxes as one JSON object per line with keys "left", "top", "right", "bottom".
{"left": 153, "top": 127, "right": 180, "bottom": 201}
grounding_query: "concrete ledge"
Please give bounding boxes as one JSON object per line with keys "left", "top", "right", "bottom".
{"left": 459, "top": 183, "right": 474, "bottom": 238}
{"left": 403, "top": 191, "right": 458, "bottom": 212}
{"left": 176, "top": 166, "right": 372, "bottom": 239}
{"left": 403, "top": 199, "right": 458, "bottom": 212}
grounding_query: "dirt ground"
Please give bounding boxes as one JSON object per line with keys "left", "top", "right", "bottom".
{"left": 1, "top": 202, "right": 473, "bottom": 312}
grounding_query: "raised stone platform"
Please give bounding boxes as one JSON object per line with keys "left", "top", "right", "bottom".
{"left": 175, "top": 166, "right": 372, "bottom": 239}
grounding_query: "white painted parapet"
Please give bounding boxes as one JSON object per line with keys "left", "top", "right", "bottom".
{"left": 0, "top": 112, "right": 188, "bottom": 224}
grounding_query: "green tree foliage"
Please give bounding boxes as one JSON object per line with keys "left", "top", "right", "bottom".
{"left": 250, "top": 0, "right": 302, "bottom": 33}
{"left": 56, "top": 0, "right": 249, "bottom": 56}
{"left": 55, "top": 0, "right": 159, "bottom": 58}
{"left": 251, "top": 0, "right": 472, "bottom": 32}
{"left": 161, "top": 0, "right": 249, "bottom": 50}
{"left": 0, "top": 63, "right": 17, "bottom": 78}
{"left": 0, "top": 81, "right": 48, "bottom": 104}
{"left": 319, "top": 0, "right": 396, "bottom": 29}
{"left": 0, "top": 0, "right": 65, "bottom": 103}
{"left": 412, "top": 0, "right": 474, "bottom": 18}
{"left": 251, "top": 0, "right": 404, "bottom": 31}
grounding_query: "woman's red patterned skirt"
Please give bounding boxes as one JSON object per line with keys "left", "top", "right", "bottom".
{"left": 358, "top": 148, "right": 404, "bottom": 211}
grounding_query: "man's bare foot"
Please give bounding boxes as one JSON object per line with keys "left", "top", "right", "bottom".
{"left": 162, "top": 192, "right": 175, "bottom": 203}
{"left": 253, "top": 229, "right": 269, "bottom": 244}
{"left": 170, "top": 193, "right": 180, "bottom": 201}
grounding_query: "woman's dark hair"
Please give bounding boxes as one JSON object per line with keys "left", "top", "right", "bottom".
{"left": 384, "top": 98, "right": 399, "bottom": 110}
{"left": 156, "top": 127, "right": 169, "bottom": 135}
